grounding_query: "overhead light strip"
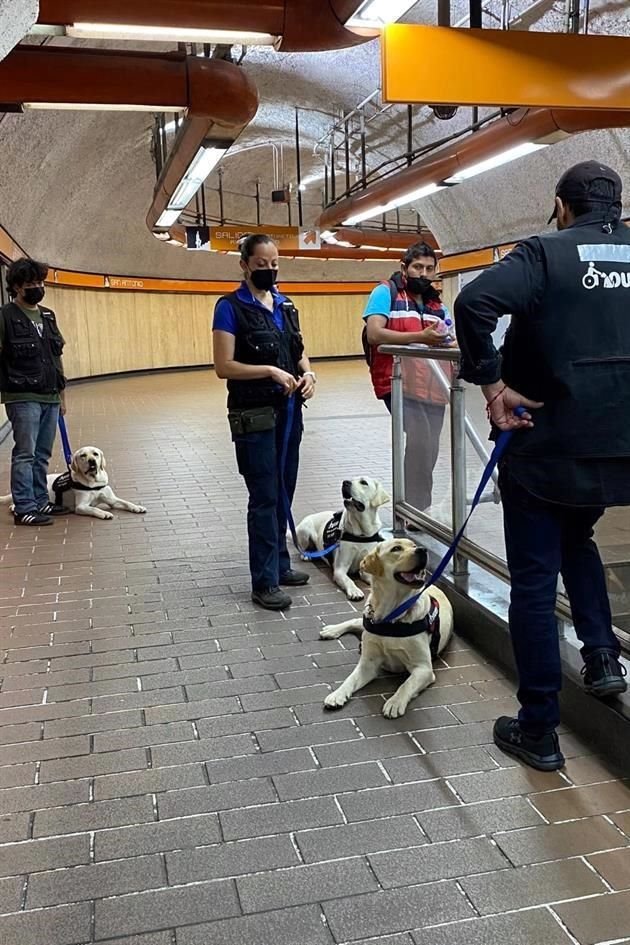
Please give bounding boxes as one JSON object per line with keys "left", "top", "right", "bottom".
{"left": 66, "top": 23, "right": 278, "bottom": 45}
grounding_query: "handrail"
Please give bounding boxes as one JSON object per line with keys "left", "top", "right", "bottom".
{"left": 378, "top": 344, "right": 461, "bottom": 363}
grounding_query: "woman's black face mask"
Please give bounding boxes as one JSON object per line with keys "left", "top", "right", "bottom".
{"left": 249, "top": 269, "right": 277, "bottom": 292}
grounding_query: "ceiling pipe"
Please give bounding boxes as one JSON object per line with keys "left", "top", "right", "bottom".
{"left": 334, "top": 227, "right": 440, "bottom": 252}
{"left": 36, "top": 0, "right": 371, "bottom": 52}
{"left": 317, "top": 106, "right": 630, "bottom": 230}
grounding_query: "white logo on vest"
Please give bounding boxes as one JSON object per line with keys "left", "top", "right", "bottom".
{"left": 582, "top": 261, "right": 630, "bottom": 290}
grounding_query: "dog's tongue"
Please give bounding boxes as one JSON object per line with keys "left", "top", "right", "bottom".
{"left": 399, "top": 570, "right": 423, "bottom": 584}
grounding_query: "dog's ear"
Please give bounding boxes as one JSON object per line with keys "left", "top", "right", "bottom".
{"left": 70, "top": 455, "right": 79, "bottom": 475}
{"left": 361, "top": 549, "right": 384, "bottom": 577}
{"left": 372, "top": 484, "right": 391, "bottom": 507}
{"left": 99, "top": 452, "right": 107, "bottom": 471}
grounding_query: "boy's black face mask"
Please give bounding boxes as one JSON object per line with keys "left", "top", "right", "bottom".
{"left": 406, "top": 275, "right": 440, "bottom": 302}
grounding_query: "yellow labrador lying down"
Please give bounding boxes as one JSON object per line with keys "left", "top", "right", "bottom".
{"left": 320, "top": 539, "right": 453, "bottom": 718}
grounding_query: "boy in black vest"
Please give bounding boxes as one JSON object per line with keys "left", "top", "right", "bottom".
{"left": 456, "top": 162, "right": 629, "bottom": 771}
{"left": 1, "top": 258, "right": 67, "bottom": 525}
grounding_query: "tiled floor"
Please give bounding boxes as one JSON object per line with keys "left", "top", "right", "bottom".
{"left": 0, "top": 362, "right": 629, "bottom": 945}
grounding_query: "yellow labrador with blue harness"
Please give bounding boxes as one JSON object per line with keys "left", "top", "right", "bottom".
{"left": 320, "top": 538, "right": 453, "bottom": 718}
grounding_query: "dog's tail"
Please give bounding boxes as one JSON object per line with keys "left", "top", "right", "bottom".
{"left": 0, "top": 493, "right": 12, "bottom": 506}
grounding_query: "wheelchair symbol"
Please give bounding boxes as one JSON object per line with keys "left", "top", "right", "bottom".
{"left": 582, "top": 261, "right": 607, "bottom": 289}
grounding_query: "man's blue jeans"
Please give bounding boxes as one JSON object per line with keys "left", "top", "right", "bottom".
{"left": 5, "top": 402, "right": 60, "bottom": 514}
{"left": 501, "top": 467, "right": 619, "bottom": 734}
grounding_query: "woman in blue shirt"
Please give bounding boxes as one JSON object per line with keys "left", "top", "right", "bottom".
{"left": 213, "top": 234, "right": 316, "bottom": 611}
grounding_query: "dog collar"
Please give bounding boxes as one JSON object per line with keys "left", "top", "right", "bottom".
{"left": 322, "top": 511, "right": 382, "bottom": 547}
{"left": 52, "top": 471, "right": 103, "bottom": 495}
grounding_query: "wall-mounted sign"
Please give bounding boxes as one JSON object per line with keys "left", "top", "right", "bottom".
{"left": 210, "top": 224, "right": 320, "bottom": 253}
{"left": 186, "top": 226, "right": 210, "bottom": 251}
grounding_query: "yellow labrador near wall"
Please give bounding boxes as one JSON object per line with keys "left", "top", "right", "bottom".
{"left": 320, "top": 539, "right": 453, "bottom": 718}
{"left": 1, "top": 447, "right": 146, "bottom": 521}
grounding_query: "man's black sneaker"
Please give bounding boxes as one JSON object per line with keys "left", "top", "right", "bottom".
{"left": 280, "top": 570, "right": 310, "bottom": 587}
{"left": 493, "top": 716, "right": 565, "bottom": 771}
{"left": 14, "top": 511, "right": 53, "bottom": 527}
{"left": 582, "top": 651, "right": 628, "bottom": 698}
{"left": 39, "top": 503, "right": 67, "bottom": 516}
{"left": 251, "top": 587, "right": 292, "bottom": 611}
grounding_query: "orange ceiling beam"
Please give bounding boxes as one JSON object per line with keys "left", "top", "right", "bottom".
{"left": 317, "top": 106, "right": 630, "bottom": 230}
{"left": 335, "top": 228, "right": 440, "bottom": 253}
{"left": 383, "top": 25, "right": 630, "bottom": 110}
{"left": 37, "top": 0, "right": 369, "bottom": 52}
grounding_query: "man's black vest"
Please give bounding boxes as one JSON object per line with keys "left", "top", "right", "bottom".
{"left": 0, "top": 302, "right": 65, "bottom": 395}
{"left": 502, "top": 215, "right": 630, "bottom": 460}
{"left": 222, "top": 292, "right": 304, "bottom": 409}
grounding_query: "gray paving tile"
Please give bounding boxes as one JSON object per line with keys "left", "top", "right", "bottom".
{"left": 206, "top": 747, "right": 317, "bottom": 784}
{"left": 0, "top": 813, "right": 30, "bottom": 843}
{"left": 45, "top": 709, "right": 144, "bottom": 739}
{"left": 495, "top": 816, "right": 627, "bottom": 866}
{"left": 555, "top": 889, "right": 630, "bottom": 944}
{"left": 0, "top": 763, "right": 37, "bottom": 790}
{"left": 94, "top": 878, "right": 240, "bottom": 940}
{"left": 296, "top": 815, "right": 426, "bottom": 863}
{"left": 92, "top": 935, "right": 173, "bottom": 945}
{"left": 413, "top": 721, "right": 494, "bottom": 752}
{"left": 157, "top": 777, "right": 278, "bottom": 819}
{"left": 95, "top": 814, "right": 221, "bottom": 861}
{"left": 0, "top": 834, "right": 89, "bottom": 878}
{"left": 143, "top": 695, "right": 242, "bottom": 725}
{"left": 151, "top": 732, "right": 256, "bottom": 767}
{"left": 448, "top": 766, "right": 566, "bottom": 803}
{"left": 176, "top": 904, "right": 333, "bottom": 945}
{"left": 338, "top": 780, "right": 456, "bottom": 823}
{"left": 411, "top": 910, "right": 574, "bottom": 945}
{"left": 27, "top": 853, "right": 165, "bottom": 907}
{"left": 40, "top": 747, "right": 148, "bottom": 782}
{"left": 167, "top": 834, "right": 299, "bottom": 884}
{"left": 322, "top": 882, "right": 473, "bottom": 942}
{"left": 93, "top": 721, "right": 195, "bottom": 753}
{"left": 314, "top": 733, "right": 419, "bottom": 767}
{"left": 95, "top": 763, "right": 207, "bottom": 801}
{"left": 239, "top": 685, "right": 332, "bottom": 711}
{"left": 195, "top": 707, "right": 297, "bottom": 739}
{"left": 257, "top": 719, "right": 360, "bottom": 753}
{"left": 383, "top": 747, "right": 497, "bottom": 784}
{"left": 34, "top": 795, "right": 155, "bottom": 838}
{"left": 220, "top": 796, "right": 344, "bottom": 841}
{"left": 355, "top": 706, "right": 458, "bottom": 737}
{"left": 0, "top": 734, "right": 90, "bottom": 766}
{"left": 0, "top": 779, "right": 90, "bottom": 816}
{"left": 418, "top": 796, "right": 546, "bottom": 842}
{"left": 460, "top": 859, "right": 606, "bottom": 915}
{"left": 0, "top": 875, "right": 25, "bottom": 914}
{"left": 238, "top": 858, "right": 378, "bottom": 913}
{"left": 0, "top": 903, "right": 91, "bottom": 945}
{"left": 0, "top": 722, "right": 43, "bottom": 746}
{"left": 273, "top": 761, "right": 388, "bottom": 801}
{"left": 370, "top": 836, "right": 510, "bottom": 887}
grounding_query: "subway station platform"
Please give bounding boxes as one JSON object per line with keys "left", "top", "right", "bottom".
{"left": 1, "top": 363, "right": 630, "bottom": 945}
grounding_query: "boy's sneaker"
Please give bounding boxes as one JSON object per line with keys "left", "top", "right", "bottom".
{"left": 39, "top": 503, "right": 67, "bottom": 516}
{"left": 14, "top": 511, "right": 53, "bottom": 526}
{"left": 493, "top": 716, "right": 565, "bottom": 771}
{"left": 582, "top": 651, "right": 628, "bottom": 698}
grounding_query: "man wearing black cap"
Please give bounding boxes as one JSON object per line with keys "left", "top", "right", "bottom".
{"left": 455, "top": 161, "right": 629, "bottom": 771}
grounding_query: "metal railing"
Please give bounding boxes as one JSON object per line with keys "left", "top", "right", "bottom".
{"left": 380, "top": 344, "right": 584, "bottom": 639}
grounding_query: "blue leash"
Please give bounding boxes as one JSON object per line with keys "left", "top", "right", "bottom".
{"left": 383, "top": 407, "right": 526, "bottom": 623}
{"left": 280, "top": 395, "right": 340, "bottom": 561}
{"left": 58, "top": 414, "right": 73, "bottom": 468}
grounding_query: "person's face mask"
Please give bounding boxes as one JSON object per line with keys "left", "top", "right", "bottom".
{"left": 22, "top": 286, "right": 45, "bottom": 306}
{"left": 405, "top": 274, "right": 440, "bottom": 302}
{"left": 249, "top": 268, "right": 277, "bottom": 292}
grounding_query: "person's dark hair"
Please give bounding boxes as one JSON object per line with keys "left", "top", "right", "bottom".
{"left": 238, "top": 233, "right": 277, "bottom": 263}
{"left": 6, "top": 258, "right": 49, "bottom": 298}
{"left": 563, "top": 179, "right": 622, "bottom": 221}
{"left": 402, "top": 242, "right": 438, "bottom": 267}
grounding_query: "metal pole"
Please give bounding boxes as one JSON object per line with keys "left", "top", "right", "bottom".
{"left": 438, "top": 0, "right": 451, "bottom": 25}
{"left": 344, "top": 116, "right": 351, "bottom": 194}
{"left": 450, "top": 371, "right": 469, "bottom": 580}
{"left": 255, "top": 179, "right": 261, "bottom": 226}
{"left": 407, "top": 105, "right": 413, "bottom": 165}
{"left": 360, "top": 113, "right": 367, "bottom": 188}
{"left": 391, "top": 357, "right": 406, "bottom": 535}
{"left": 295, "top": 108, "right": 304, "bottom": 227}
{"left": 330, "top": 142, "right": 336, "bottom": 202}
{"left": 218, "top": 169, "right": 225, "bottom": 225}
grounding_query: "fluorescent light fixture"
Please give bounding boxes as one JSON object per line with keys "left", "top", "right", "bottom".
{"left": 347, "top": 0, "right": 417, "bottom": 28}
{"left": 343, "top": 205, "right": 389, "bottom": 226}
{"left": 380, "top": 183, "right": 445, "bottom": 213}
{"left": 320, "top": 230, "right": 336, "bottom": 241}
{"left": 156, "top": 209, "right": 180, "bottom": 227}
{"left": 66, "top": 23, "right": 278, "bottom": 45}
{"left": 24, "top": 102, "right": 175, "bottom": 111}
{"left": 167, "top": 144, "right": 227, "bottom": 210}
{"left": 444, "top": 142, "right": 548, "bottom": 184}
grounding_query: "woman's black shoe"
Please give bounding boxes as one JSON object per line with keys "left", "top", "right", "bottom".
{"left": 280, "top": 570, "right": 310, "bottom": 587}
{"left": 493, "top": 716, "right": 565, "bottom": 771}
{"left": 582, "top": 651, "right": 628, "bottom": 698}
{"left": 251, "top": 587, "right": 292, "bottom": 611}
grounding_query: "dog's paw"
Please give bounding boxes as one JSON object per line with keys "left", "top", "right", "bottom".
{"left": 347, "top": 587, "right": 364, "bottom": 601}
{"left": 324, "top": 690, "right": 349, "bottom": 710}
{"left": 102, "top": 511, "right": 114, "bottom": 520}
{"left": 382, "top": 695, "right": 409, "bottom": 719}
{"left": 320, "top": 625, "right": 341, "bottom": 640}
{"left": 133, "top": 506, "right": 147, "bottom": 514}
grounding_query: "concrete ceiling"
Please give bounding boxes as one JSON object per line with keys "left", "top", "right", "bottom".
{"left": 0, "top": 0, "right": 629, "bottom": 279}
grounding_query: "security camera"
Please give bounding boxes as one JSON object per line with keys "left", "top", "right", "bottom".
{"left": 430, "top": 105, "right": 459, "bottom": 120}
